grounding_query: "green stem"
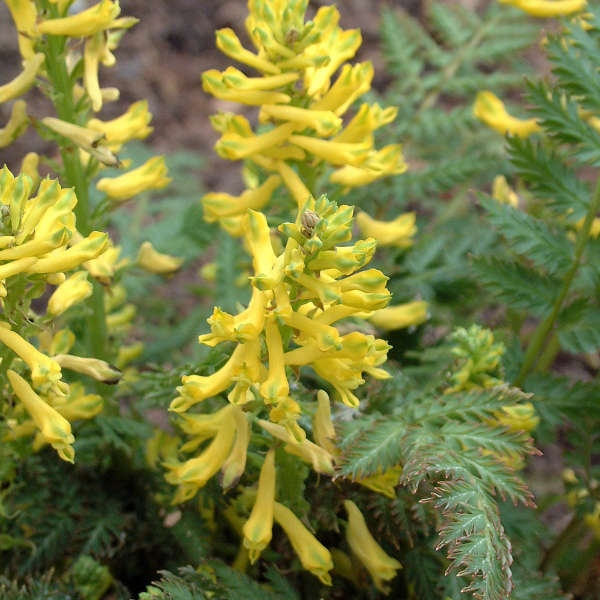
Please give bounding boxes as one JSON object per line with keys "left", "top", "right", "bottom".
{"left": 534, "top": 333, "right": 560, "bottom": 373}
{"left": 514, "top": 174, "right": 600, "bottom": 387}
{"left": 540, "top": 513, "right": 586, "bottom": 572}
{"left": 43, "top": 29, "right": 108, "bottom": 359}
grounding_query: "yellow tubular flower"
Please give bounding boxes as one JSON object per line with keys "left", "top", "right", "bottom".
{"left": 52, "top": 383, "right": 103, "bottom": 421}
{"left": 243, "top": 449, "right": 276, "bottom": 563}
{"left": 494, "top": 402, "right": 539, "bottom": 432}
{"left": 493, "top": 174, "right": 520, "bottom": 208}
{"left": 497, "top": 0, "right": 586, "bottom": 16}
{"left": 53, "top": 354, "right": 121, "bottom": 384}
{"left": 19, "top": 152, "right": 40, "bottom": 189}
{"left": 312, "top": 62, "right": 374, "bottom": 115}
{"left": 37, "top": 0, "right": 121, "bottom": 36}
{"left": 47, "top": 271, "right": 93, "bottom": 315}
{"left": 344, "top": 500, "right": 402, "bottom": 593}
{"left": 221, "top": 406, "right": 250, "bottom": 490}
{"left": 0, "top": 100, "right": 28, "bottom": 148}
{"left": 0, "top": 53, "right": 44, "bottom": 103}
{"left": 87, "top": 101, "right": 153, "bottom": 147}
{"left": 4, "top": 0, "right": 38, "bottom": 59}
{"left": 273, "top": 501, "right": 333, "bottom": 586}
{"left": 474, "top": 91, "right": 541, "bottom": 138}
{"left": 356, "top": 211, "right": 416, "bottom": 248}
{"left": 357, "top": 465, "right": 403, "bottom": 499}
{"left": 259, "top": 104, "right": 342, "bottom": 137}
{"left": 259, "top": 315, "right": 289, "bottom": 404}
{"left": 313, "top": 389, "right": 337, "bottom": 455}
{"left": 216, "top": 122, "right": 296, "bottom": 160}
{"left": 96, "top": 156, "right": 171, "bottom": 201}
{"left": 7, "top": 370, "right": 75, "bottom": 463}
{"left": 215, "top": 28, "right": 280, "bottom": 74}
{"left": 83, "top": 32, "right": 106, "bottom": 112}
{"left": 0, "top": 326, "right": 62, "bottom": 393}
{"left": 330, "top": 145, "right": 406, "bottom": 187}
{"left": 368, "top": 301, "right": 428, "bottom": 331}
{"left": 137, "top": 241, "right": 183, "bottom": 275}
{"left": 116, "top": 342, "right": 144, "bottom": 369}
{"left": 203, "top": 70, "right": 291, "bottom": 105}
{"left": 202, "top": 175, "right": 281, "bottom": 224}
{"left": 288, "top": 134, "right": 370, "bottom": 166}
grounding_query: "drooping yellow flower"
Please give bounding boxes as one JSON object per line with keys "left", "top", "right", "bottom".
{"left": 7, "top": 369, "right": 75, "bottom": 463}
{"left": 116, "top": 342, "right": 144, "bottom": 369}
{"left": 221, "top": 406, "right": 250, "bottom": 490}
{"left": 356, "top": 211, "right": 416, "bottom": 248}
{"left": 136, "top": 241, "right": 183, "bottom": 275}
{"left": 47, "top": 271, "right": 93, "bottom": 315}
{"left": 273, "top": 501, "right": 333, "bottom": 586}
{"left": 243, "top": 449, "right": 276, "bottom": 563}
{"left": 0, "top": 100, "right": 28, "bottom": 148}
{"left": 368, "top": 301, "right": 428, "bottom": 331}
{"left": 37, "top": 0, "right": 121, "bottom": 37}
{"left": 497, "top": 0, "right": 586, "bottom": 16}
{"left": 344, "top": 500, "right": 402, "bottom": 593}
{"left": 474, "top": 91, "right": 541, "bottom": 138}
{"left": 51, "top": 382, "right": 103, "bottom": 422}
{"left": 0, "top": 53, "right": 45, "bottom": 103}
{"left": 96, "top": 156, "right": 170, "bottom": 201}
{"left": 4, "top": 0, "right": 38, "bottom": 59}
{"left": 494, "top": 402, "right": 539, "bottom": 432}
{"left": 312, "top": 390, "right": 338, "bottom": 455}
{"left": 357, "top": 465, "right": 403, "bottom": 499}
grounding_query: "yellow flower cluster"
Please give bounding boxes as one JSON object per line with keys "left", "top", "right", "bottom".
{"left": 2, "top": 0, "right": 170, "bottom": 203}
{"left": 0, "top": 169, "right": 122, "bottom": 462}
{"left": 201, "top": 0, "right": 406, "bottom": 237}
{"left": 165, "top": 195, "right": 401, "bottom": 587}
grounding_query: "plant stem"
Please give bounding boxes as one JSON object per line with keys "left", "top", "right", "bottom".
{"left": 540, "top": 513, "right": 586, "bottom": 572}
{"left": 514, "top": 174, "right": 600, "bottom": 387}
{"left": 43, "top": 30, "right": 108, "bottom": 359}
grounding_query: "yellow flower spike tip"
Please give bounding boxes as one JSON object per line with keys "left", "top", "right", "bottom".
{"left": 492, "top": 174, "right": 519, "bottom": 208}
{"left": 473, "top": 91, "right": 541, "bottom": 138}
{"left": 96, "top": 156, "right": 171, "bottom": 202}
{"left": 137, "top": 241, "right": 184, "bottom": 275}
{"left": 220, "top": 406, "right": 250, "bottom": 490}
{"left": 368, "top": 301, "right": 429, "bottom": 331}
{"left": 344, "top": 499, "right": 402, "bottom": 593}
{"left": 202, "top": 175, "right": 281, "bottom": 225}
{"left": 37, "top": 0, "right": 121, "bottom": 36}
{"left": 0, "top": 100, "right": 29, "bottom": 148}
{"left": 0, "top": 326, "right": 63, "bottom": 394}
{"left": 165, "top": 405, "right": 237, "bottom": 503}
{"left": 47, "top": 271, "right": 93, "bottom": 316}
{"left": 498, "top": 0, "right": 586, "bottom": 16}
{"left": 87, "top": 100, "right": 153, "bottom": 148}
{"left": 313, "top": 389, "right": 338, "bottom": 455}
{"left": 243, "top": 449, "right": 276, "bottom": 564}
{"left": 272, "top": 501, "right": 333, "bottom": 585}
{"left": 7, "top": 370, "right": 75, "bottom": 463}
{"left": 357, "top": 465, "right": 403, "bottom": 499}
{"left": 27, "top": 231, "right": 108, "bottom": 274}
{"left": 53, "top": 354, "right": 121, "bottom": 384}
{"left": 0, "top": 53, "right": 44, "bottom": 103}
{"left": 4, "top": 0, "right": 38, "bottom": 60}
{"left": 355, "top": 211, "right": 416, "bottom": 248}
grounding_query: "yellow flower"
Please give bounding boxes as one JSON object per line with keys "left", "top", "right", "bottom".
{"left": 259, "top": 315, "right": 290, "bottom": 404}
{"left": 494, "top": 402, "right": 539, "bottom": 432}
{"left": 47, "top": 271, "right": 93, "bottom": 315}
{"left": 202, "top": 69, "right": 291, "bottom": 105}
{"left": 474, "top": 91, "right": 541, "bottom": 138}
{"left": 116, "top": 342, "right": 144, "bottom": 369}
{"left": 202, "top": 175, "right": 281, "bottom": 225}
{"left": 243, "top": 449, "right": 276, "bottom": 563}
{"left": 137, "top": 241, "right": 183, "bottom": 275}
{"left": 96, "top": 156, "right": 171, "bottom": 201}
{"left": 83, "top": 238, "right": 128, "bottom": 284}
{"left": 259, "top": 104, "right": 342, "bottom": 137}
{"left": 368, "top": 301, "right": 428, "bottom": 331}
{"left": 312, "top": 62, "right": 374, "bottom": 115}
{"left": 165, "top": 405, "right": 236, "bottom": 503}
{"left": 344, "top": 499, "right": 402, "bottom": 593}
{"left": 0, "top": 100, "right": 28, "bottom": 148}
{"left": 498, "top": 0, "right": 586, "bottom": 16}
{"left": 105, "top": 303, "right": 136, "bottom": 331}
{"left": 83, "top": 32, "right": 105, "bottom": 112}
{"left": 37, "top": 0, "right": 121, "bottom": 36}
{"left": 216, "top": 122, "right": 296, "bottom": 160}
{"left": 355, "top": 211, "right": 416, "bottom": 248}
{"left": 312, "top": 389, "right": 338, "bottom": 455}
{"left": 221, "top": 406, "right": 250, "bottom": 490}
{"left": 0, "top": 326, "right": 63, "bottom": 394}
{"left": 0, "top": 53, "right": 44, "bottom": 103}
{"left": 492, "top": 175, "right": 519, "bottom": 208}
{"left": 330, "top": 145, "right": 406, "bottom": 187}
{"left": 53, "top": 354, "right": 121, "bottom": 384}
{"left": 7, "top": 369, "right": 75, "bottom": 463}
{"left": 19, "top": 152, "right": 39, "bottom": 189}
{"left": 87, "top": 100, "right": 153, "bottom": 147}
{"left": 288, "top": 135, "right": 370, "bottom": 166}
{"left": 4, "top": 0, "right": 38, "bottom": 59}
{"left": 215, "top": 28, "right": 280, "bottom": 74}
{"left": 273, "top": 501, "right": 333, "bottom": 585}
